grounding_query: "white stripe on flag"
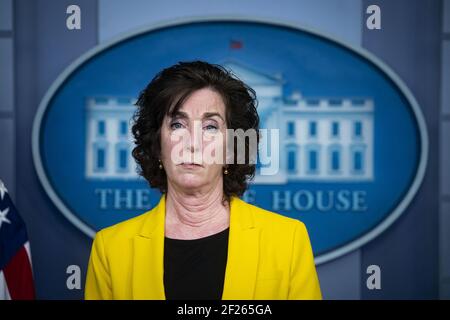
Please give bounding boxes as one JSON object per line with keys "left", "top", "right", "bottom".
{"left": 0, "top": 270, "right": 12, "bottom": 300}
{"left": 24, "top": 241, "right": 34, "bottom": 273}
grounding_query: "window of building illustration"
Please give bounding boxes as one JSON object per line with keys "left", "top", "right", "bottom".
{"left": 329, "top": 99, "right": 342, "bottom": 106}
{"left": 309, "top": 121, "right": 317, "bottom": 138}
{"left": 116, "top": 143, "right": 129, "bottom": 173}
{"left": 354, "top": 121, "right": 363, "bottom": 138}
{"left": 97, "top": 120, "right": 106, "bottom": 137}
{"left": 350, "top": 145, "right": 366, "bottom": 174}
{"left": 306, "top": 99, "right": 320, "bottom": 106}
{"left": 331, "top": 121, "right": 339, "bottom": 138}
{"left": 287, "top": 121, "right": 295, "bottom": 138}
{"left": 328, "top": 144, "right": 341, "bottom": 173}
{"left": 286, "top": 144, "right": 298, "bottom": 173}
{"left": 119, "top": 120, "right": 128, "bottom": 137}
{"left": 93, "top": 142, "right": 108, "bottom": 173}
{"left": 306, "top": 144, "right": 320, "bottom": 174}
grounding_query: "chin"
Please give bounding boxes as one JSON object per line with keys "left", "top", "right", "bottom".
{"left": 175, "top": 174, "right": 206, "bottom": 189}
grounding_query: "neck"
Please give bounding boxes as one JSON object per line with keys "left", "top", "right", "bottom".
{"left": 164, "top": 180, "right": 230, "bottom": 239}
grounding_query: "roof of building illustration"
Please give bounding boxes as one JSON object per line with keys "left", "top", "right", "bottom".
{"left": 218, "top": 59, "right": 284, "bottom": 86}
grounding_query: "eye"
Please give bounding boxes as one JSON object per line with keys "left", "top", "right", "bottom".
{"left": 204, "top": 124, "right": 218, "bottom": 132}
{"left": 170, "top": 122, "right": 184, "bottom": 130}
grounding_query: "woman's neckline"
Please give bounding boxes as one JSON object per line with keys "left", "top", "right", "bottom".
{"left": 164, "top": 227, "right": 229, "bottom": 243}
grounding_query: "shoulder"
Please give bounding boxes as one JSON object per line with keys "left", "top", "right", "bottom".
{"left": 237, "top": 198, "right": 308, "bottom": 236}
{"left": 94, "top": 209, "right": 151, "bottom": 243}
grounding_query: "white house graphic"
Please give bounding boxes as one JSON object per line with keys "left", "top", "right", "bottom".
{"left": 85, "top": 97, "right": 136, "bottom": 179}
{"left": 85, "top": 60, "right": 374, "bottom": 183}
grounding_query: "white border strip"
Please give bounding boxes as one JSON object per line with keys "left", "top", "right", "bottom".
{"left": 31, "top": 15, "right": 429, "bottom": 264}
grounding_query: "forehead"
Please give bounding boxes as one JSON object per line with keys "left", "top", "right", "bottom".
{"left": 179, "top": 88, "right": 226, "bottom": 116}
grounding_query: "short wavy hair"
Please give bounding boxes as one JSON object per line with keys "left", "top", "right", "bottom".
{"left": 132, "top": 60, "right": 260, "bottom": 202}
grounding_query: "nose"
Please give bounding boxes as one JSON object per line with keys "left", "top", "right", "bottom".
{"left": 187, "top": 120, "right": 202, "bottom": 154}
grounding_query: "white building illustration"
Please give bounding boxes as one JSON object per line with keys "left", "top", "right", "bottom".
{"left": 85, "top": 97, "right": 136, "bottom": 179}
{"left": 85, "top": 60, "right": 374, "bottom": 183}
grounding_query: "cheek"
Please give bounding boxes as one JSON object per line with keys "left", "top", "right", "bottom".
{"left": 203, "top": 136, "right": 223, "bottom": 148}
{"left": 161, "top": 128, "right": 189, "bottom": 164}
{"left": 160, "top": 129, "right": 174, "bottom": 160}
{"left": 203, "top": 134, "right": 226, "bottom": 159}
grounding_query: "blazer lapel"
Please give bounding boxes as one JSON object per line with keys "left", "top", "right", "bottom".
{"left": 222, "top": 197, "right": 260, "bottom": 300}
{"left": 132, "top": 195, "right": 166, "bottom": 299}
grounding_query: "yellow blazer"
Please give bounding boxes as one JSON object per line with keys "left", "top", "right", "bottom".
{"left": 85, "top": 195, "right": 322, "bottom": 300}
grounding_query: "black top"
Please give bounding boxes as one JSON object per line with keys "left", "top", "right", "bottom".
{"left": 163, "top": 227, "right": 229, "bottom": 300}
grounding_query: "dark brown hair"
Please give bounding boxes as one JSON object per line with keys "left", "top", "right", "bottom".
{"left": 132, "top": 60, "right": 259, "bottom": 202}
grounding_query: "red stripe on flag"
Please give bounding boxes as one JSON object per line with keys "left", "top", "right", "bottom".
{"left": 3, "top": 246, "right": 35, "bottom": 300}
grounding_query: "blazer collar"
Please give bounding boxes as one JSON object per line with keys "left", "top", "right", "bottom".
{"left": 132, "top": 194, "right": 260, "bottom": 299}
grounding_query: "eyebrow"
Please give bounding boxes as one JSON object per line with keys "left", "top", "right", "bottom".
{"left": 171, "top": 111, "right": 225, "bottom": 122}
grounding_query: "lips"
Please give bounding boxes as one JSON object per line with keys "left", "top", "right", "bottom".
{"left": 179, "top": 162, "right": 203, "bottom": 168}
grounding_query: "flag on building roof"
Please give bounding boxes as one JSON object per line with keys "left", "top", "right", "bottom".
{"left": 230, "top": 39, "right": 243, "bottom": 49}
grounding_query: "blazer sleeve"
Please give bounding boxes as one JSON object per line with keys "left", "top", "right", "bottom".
{"left": 288, "top": 221, "right": 322, "bottom": 300}
{"left": 85, "top": 230, "right": 112, "bottom": 300}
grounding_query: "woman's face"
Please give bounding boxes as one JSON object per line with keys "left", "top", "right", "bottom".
{"left": 160, "top": 88, "right": 228, "bottom": 192}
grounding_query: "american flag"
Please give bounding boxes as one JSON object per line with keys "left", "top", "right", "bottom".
{"left": 230, "top": 39, "right": 243, "bottom": 49}
{"left": 0, "top": 179, "right": 35, "bottom": 299}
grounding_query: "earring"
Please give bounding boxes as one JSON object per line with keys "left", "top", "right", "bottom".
{"left": 159, "top": 159, "right": 163, "bottom": 170}
{"left": 224, "top": 168, "right": 228, "bottom": 175}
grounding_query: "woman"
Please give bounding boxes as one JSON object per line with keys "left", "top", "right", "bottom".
{"left": 85, "top": 61, "right": 322, "bottom": 300}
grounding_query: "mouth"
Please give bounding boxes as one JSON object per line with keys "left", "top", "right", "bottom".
{"left": 179, "top": 162, "right": 204, "bottom": 168}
